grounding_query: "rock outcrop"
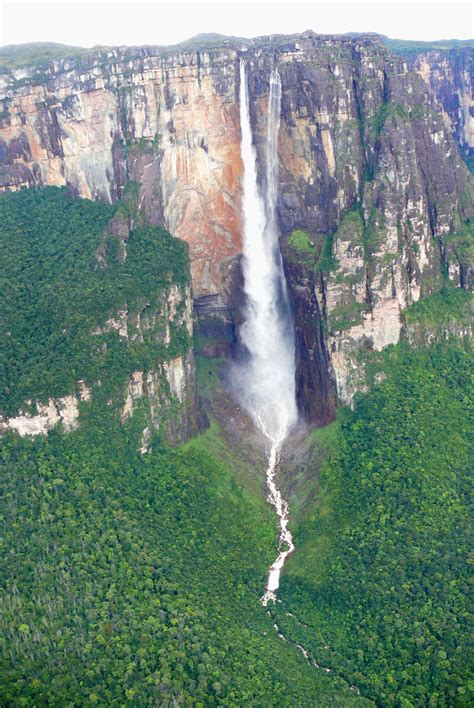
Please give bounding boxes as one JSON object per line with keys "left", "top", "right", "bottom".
{"left": 117, "top": 283, "right": 203, "bottom": 447}
{"left": 0, "top": 381, "right": 91, "bottom": 436}
{"left": 0, "top": 44, "right": 243, "bottom": 310}
{"left": 247, "top": 35, "right": 473, "bottom": 411}
{"left": 1, "top": 32, "right": 472, "bottom": 421}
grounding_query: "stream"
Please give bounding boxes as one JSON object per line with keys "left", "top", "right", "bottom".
{"left": 260, "top": 437, "right": 295, "bottom": 605}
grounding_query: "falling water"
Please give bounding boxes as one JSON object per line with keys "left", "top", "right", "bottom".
{"left": 236, "top": 59, "right": 298, "bottom": 605}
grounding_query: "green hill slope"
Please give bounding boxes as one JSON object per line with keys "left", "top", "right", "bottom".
{"left": 275, "top": 334, "right": 473, "bottom": 706}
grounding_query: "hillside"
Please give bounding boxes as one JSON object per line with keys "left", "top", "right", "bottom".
{"left": 276, "top": 321, "right": 473, "bottom": 705}
{"left": 0, "top": 185, "right": 367, "bottom": 705}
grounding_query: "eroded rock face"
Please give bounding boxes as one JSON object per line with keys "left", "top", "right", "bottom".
{"left": 406, "top": 47, "right": 473, "bottom": 163}
{"left": 282, "top": 255, "right": 336, "bottom": 424}
{"left": 116, "top": 282, "right": 202, "bottom": 445}
{"left": 0, "top": 47, "right": 243, "bottom": 305}
{"left": 121, "top": 352, "right": 201, "bottom": 449}
{"left": 1, "top": 277, "right": 202, "bottom": 444}
{"left": 97, "top": 280, "right": 202, "bottom": 445}
{"left": 1, "top": 33, "right": 472, "bottom": 420}
{"left": 247, "top": 36, "right": 472, "bottom": 413}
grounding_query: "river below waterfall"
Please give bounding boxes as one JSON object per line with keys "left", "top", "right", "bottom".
{"left": 260, "top": 439, "right": 295, "bottom": 605}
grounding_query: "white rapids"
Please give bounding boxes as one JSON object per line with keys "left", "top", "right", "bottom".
{"left": 236, "top": 59, "right": 298, "bottom": 606}
{"left": 261, "top": 438, "right": 295, "bottom": 605}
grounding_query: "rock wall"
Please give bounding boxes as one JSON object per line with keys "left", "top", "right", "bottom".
{"left": 246, "top": 35, "right": 473, "bottom": 412}
{"left": 282, "top": 253, "right": 336, "bottom": 425}
{"left": 0, "top": 45, "right": 243, "bottom": 307}
{"left": 121, "top": 352, "right": 200, "bottom": 451}
{"left": 1, "top": 33, "right": 472, "bottom": 420}
{"left": 406, "top": 47, "right": 473, "bottom": 163}
{"left": 112, "top": 280, "right": 203, "bottom": 445}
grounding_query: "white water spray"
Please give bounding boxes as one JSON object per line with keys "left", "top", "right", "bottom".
{"left": 236, "top": 60, "right": 298, "bottom": 605}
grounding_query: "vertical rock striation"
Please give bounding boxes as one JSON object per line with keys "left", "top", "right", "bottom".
{"left": 244, "top": 34, "right": 472, "bottom": 413}
{"left": 0, "top": 47, "right": 243, "bottom": 309}
{"left": 405, "top": 46, "right": 473, "bottom": 165}
{"left": 118, "top": 282, "right": 203, "bottom": 447}
{"left": 1, "top": 33, "right": 472, "bottom": 420}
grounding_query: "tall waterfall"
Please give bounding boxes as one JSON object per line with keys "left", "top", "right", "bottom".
{"left": 237, "top": 60, "right": 298, "bottom": 605}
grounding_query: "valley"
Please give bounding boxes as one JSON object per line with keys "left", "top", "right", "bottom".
{"left": 0, "top": 29, "right": 473, "bottom": 706}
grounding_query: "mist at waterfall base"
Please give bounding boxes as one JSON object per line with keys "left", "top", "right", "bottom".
{"left": 232, "top": 60, "right": 298, "bottom": 605}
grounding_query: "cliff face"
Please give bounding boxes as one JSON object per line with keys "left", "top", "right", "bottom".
{"left": 406, "top": 47, "right": 473, "bottom": 164}
{"left": 116, "top": 282, "right": 203, "bottom": 447}
{"left": 281, "top": 251, "right": 336, "bottom": 425}
{"left": 1, "top": 33, "right": 472, "bottom": 421}
{"left": 0, "top": 46, "right": 243, "bottom": 310}
{"left": 0, "top": 186, "right": 202, "bottom": 446}
{"left": 247, "top": 35, "right": 473, "bottom": 410}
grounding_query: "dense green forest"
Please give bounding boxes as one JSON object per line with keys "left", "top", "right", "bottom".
{"left": 1, "top": 401, "right": 364, "bottom": 706}
{"left": 276, "top": 338, "right": 473, "bottom": 706}
{"left": 0, "top": 187, "right": 190, "bottom": 416}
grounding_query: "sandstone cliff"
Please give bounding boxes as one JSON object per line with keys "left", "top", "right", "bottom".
{"left": 1, "top": 32, "right": 472, "bottom": 421}
{"left": 405, "top": 46, "right": 473, "bottom": 166}
{"left": 248, "top": 35, "right": 473, "bottom": 412}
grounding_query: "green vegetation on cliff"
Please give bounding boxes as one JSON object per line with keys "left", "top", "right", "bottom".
{"left": 380, "top": 37, "right": 474, "bottom": 55}
{"left": 441, "top": 219, "right": 474, "bottom": 279}
{"left": 403, "top": 286, "right": 473, "bottom": 331}
{"left": 288, "top": 228, "right": 316, "bottom": 254}
{"left": 0, "top": 42, "right": 86, "bottom": 72}
{"left": 276, "top": 338, "right": 473, "bottom": 706}
{"left": 287, "top": 227, "right": 336, "bottom": 275}
{"left": 0, "top": 187, "right": 190, "bottom": 416}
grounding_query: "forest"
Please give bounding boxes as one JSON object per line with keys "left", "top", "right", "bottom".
{"left": 0, "top": 187, "right": 362, "bottom": 705}
{"left": 1, "top": 397, "right": 365, "bottom": 705}
{"left": 276, "top": 338, "right": 473, "bottom": 706}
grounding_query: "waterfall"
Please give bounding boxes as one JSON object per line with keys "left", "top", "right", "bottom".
{"left": 236, "top": 59, "right": 298, "bottom": 605}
